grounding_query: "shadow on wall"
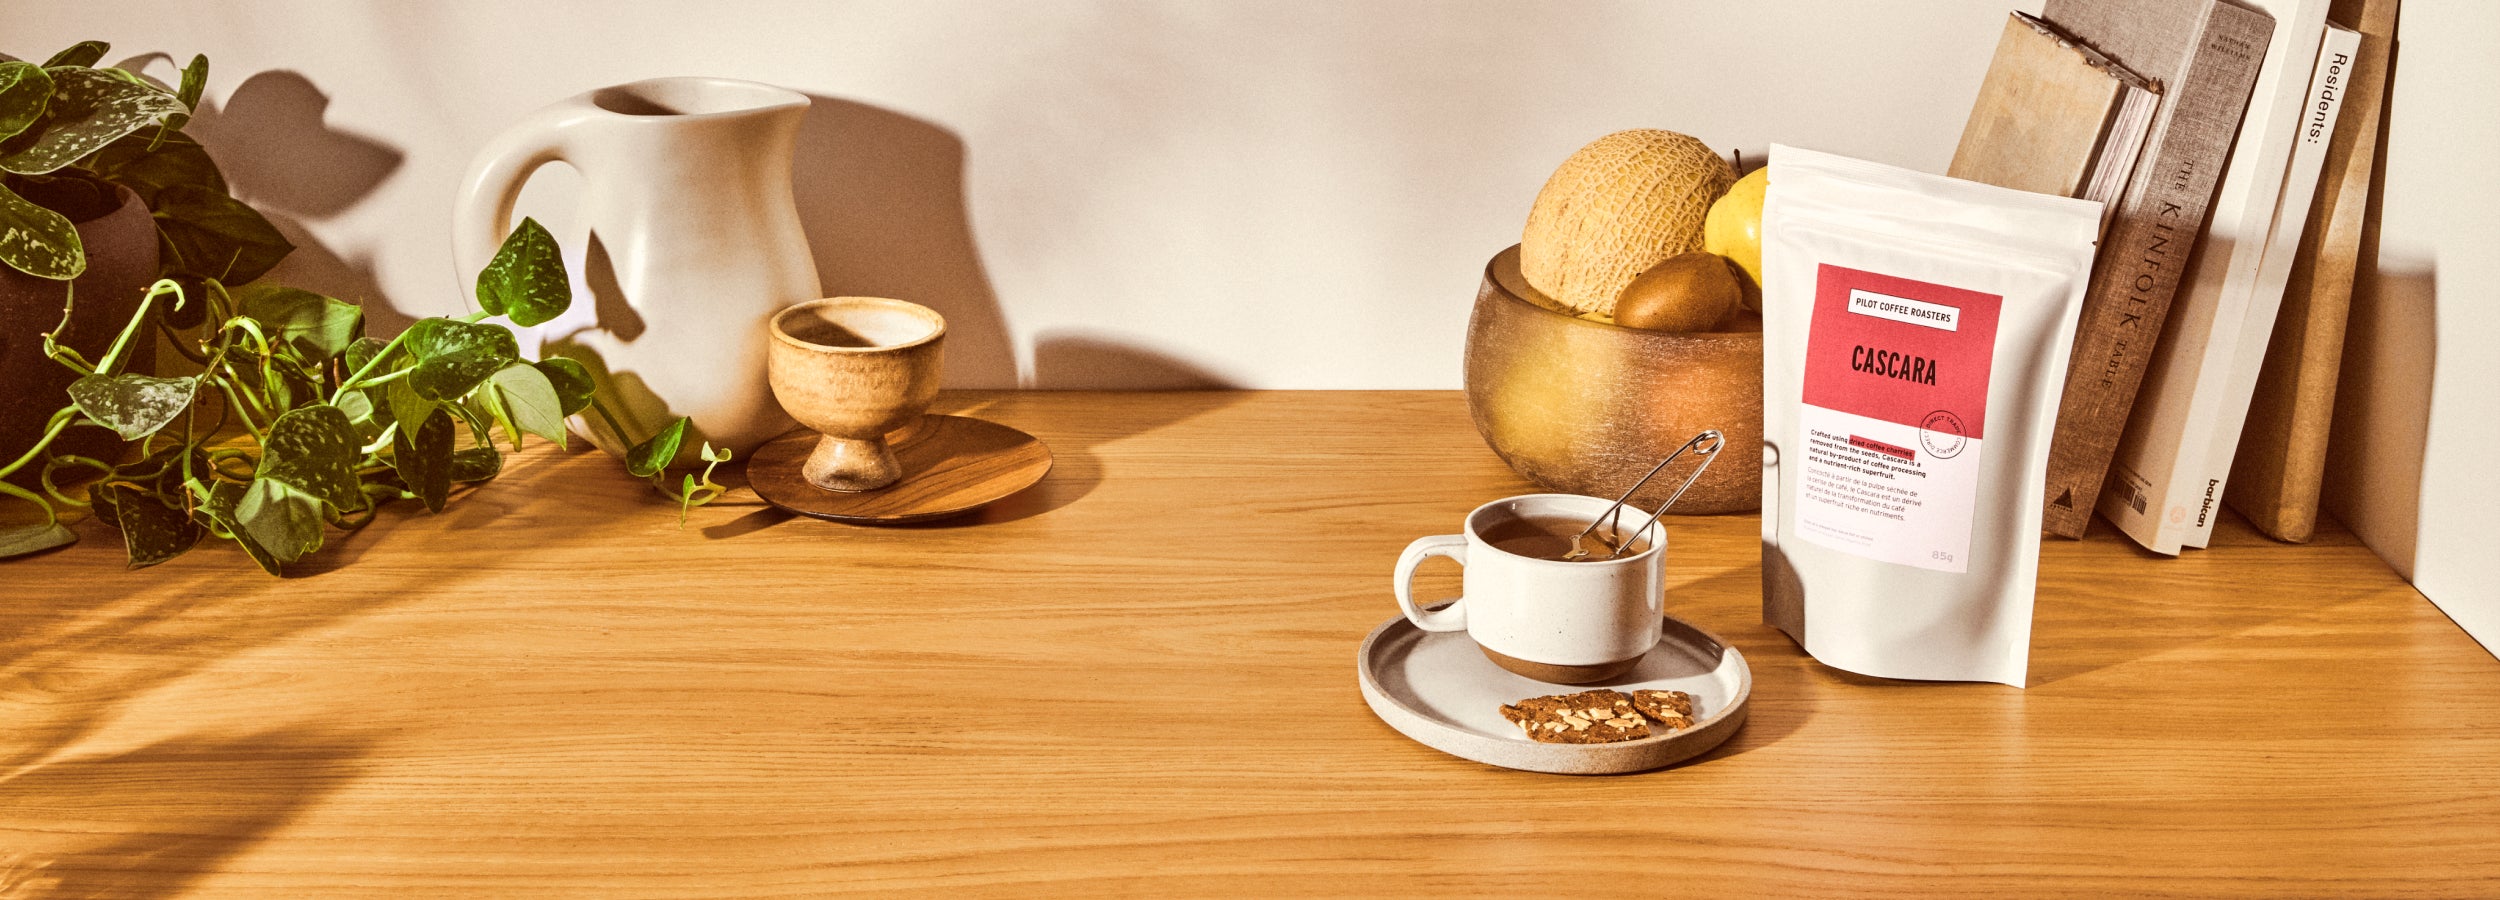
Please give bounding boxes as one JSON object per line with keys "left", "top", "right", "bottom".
{"left": 176, "top": 68, "right": 409, "bottom": 333}
{"left": 2322, "top": 29, "right": 2436, "bottom": 580}
{"left": 2326, "top": 261, "right": 2435, "bottom": 577}
{"left": 791, "top": 95, "right": 1016, "bottom": 388}
{"left": 1030, "top": 332, "right": 1238, "bottom": 389}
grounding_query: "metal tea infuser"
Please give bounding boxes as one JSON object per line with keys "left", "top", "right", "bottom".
{"left": 1563, "top": 429, "right": 1726, "bottom": 561}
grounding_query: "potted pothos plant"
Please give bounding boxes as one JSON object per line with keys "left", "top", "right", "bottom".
{"left": 1, "top": 42, "right": 294, "bottom": 483}
{"left": 0, "top": 41, "right": 290, "bottom": 290}
{"left": 0, "top": 42, "right": 732, "bottom": 573}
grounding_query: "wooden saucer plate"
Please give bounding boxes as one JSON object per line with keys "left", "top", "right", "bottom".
{"left": 1356, "top": 612, "right": 1750, "bottom": 775}
{"left": 749, "top": 415, "right": 1052, "bottom": 524}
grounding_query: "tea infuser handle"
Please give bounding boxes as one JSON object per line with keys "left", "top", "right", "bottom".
{"left": 1572, "top": 428, "right": 1730, "bottom": 559}
{"left": 1606, "top": 429, "right": 1727, "bottom": 560}
{"left": 1394, "top": 534, "right": 1468, "bottom": 632}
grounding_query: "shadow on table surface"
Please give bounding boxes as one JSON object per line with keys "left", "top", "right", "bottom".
{"left": 704, "top": 374, "right": 1246, "bottom": 538}
{"left": 0, "top": 560, "right": 397, "bottom": 770}
{"left": 2023, "top": 512, "right": 2397, "bottom": 688}
{"left": 0, "top": 726, "right": 372, "bottom": 898}
{"left": 1658, "top": 566, "right": 1809, "bottom": 771}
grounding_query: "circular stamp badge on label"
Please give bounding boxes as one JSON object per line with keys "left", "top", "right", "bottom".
{"left": 1920, "top": 410, "right": 1967, "bottom": 459}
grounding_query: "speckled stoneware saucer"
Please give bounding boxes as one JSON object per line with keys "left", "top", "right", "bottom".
{"left": 1357, "top": 612, "right": 1750, "bottom": 775}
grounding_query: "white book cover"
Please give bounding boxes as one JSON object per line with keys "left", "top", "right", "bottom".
{"left": 2182, "top": 23, "right": 2363, "bottom": 550}
{"left": 2100, "top": 0, "right": 2331, "bottom": 555}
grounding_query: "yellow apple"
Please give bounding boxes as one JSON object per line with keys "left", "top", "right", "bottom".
{"left": 1702, "top": 167, "right": 1767, "bottom": 309}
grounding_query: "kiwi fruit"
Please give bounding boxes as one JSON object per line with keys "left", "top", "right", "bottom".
{"left": 1612, "top": 251, "right": 1741, "bottom": 332}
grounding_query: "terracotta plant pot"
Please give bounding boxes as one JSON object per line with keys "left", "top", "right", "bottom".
{"left": 0, "top": 183, "right": 160, "bottom": 486}
{"left": 1463, "top": 244, "right": 1763, "bottom": 514}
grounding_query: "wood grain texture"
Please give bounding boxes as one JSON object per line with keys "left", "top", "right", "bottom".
{"left": 748, "top": 415, "right": 1051, "bottom": 523}
{"left": 4, "top": 391, "right": 2496, "bottom": 897}
{"left": 1949, "top": 13, "right": 2128, "bottom": 198}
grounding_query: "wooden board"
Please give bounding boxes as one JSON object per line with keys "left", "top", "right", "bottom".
{"left": 4, "top": 392, "right": 2497, "bottom": 895}
{"left": 1949, "top": 12, "right": 2131, "bottom": 198}
{"left": 748, "top": 414, "right": 1051, "bottom": 523}
{"left": 2226, "top": 0, "right": 2399, "bottom": 542}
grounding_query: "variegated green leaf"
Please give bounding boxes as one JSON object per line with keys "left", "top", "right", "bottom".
{"left": 238, "top": 283, "right": 361, "bottom": 359}
{"left": 487, "top": 363, "right": 565, "bottom": 446}
{"left": 402, "top": 317, "right": 520, "bottom": 362}
{"left": 392, "top": 406, "right": 455, "bottom": 513}
{"left": 254, "top": 404, "right": 362, "bottom": 511}
{"left": 475, "top": 216, "right": 570, "bottom": 326}
{"left": 0, "top": 522, "right": 77, "bottom": 559}
{"left": 235, "top": 477, "right": 322, "bottom": 564}
{"left": 42, "top": 42, "right": 108, "bottom": 69}
{"left": 343, "top": 335, "right": 391, "bottom": 376}
{"left": 411, "top": 353, "right": 505, "bottom": 402}
{"left": 0, "top": 67, "right": 185, "bottom": 175}
{"left": 0, "top": 62, "right": 52, "bottom": 143}
{"left": 0, "top": 180, "right": 82, "bottom": 279}
{"left": 66, "top": 372, "right": 198, "bottom": 440}
{"left": 96, "top": 482, "right": 203, "bottom": 568}
{"left": 401, "top": 318, "right": 519, "bottom": 401}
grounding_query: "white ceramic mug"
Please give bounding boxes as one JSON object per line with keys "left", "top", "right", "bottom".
{"left": 1394, "top": 494, "right": 1667, "bottom": 683}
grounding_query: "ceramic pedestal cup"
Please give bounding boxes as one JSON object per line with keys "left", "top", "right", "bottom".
{"left": 767, "top": 297, "right": 946, "bottom": 492}
{"left": 1393, "top": 494, "right": 1667, "bottom": 683}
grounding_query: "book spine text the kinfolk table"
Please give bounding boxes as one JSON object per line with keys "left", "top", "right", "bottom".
{"left": 2033, "top": 0, "right": 2274, "bottom": 538}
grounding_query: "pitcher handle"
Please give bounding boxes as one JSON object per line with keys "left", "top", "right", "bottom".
{"left": 451, "top": 101, "right": 591, "bottom": 295}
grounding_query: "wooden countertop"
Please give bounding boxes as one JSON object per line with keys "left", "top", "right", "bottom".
{"left": 5, "top": 391, "right": 2495, "bottom": 896}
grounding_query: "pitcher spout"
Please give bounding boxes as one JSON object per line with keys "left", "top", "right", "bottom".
{"left": 587, "top": 77, "right": 809, "bottom": 123}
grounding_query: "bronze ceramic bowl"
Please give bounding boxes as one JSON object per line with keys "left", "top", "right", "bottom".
{"left": 1464, "top": 245, "right": 1762, "bottom": 514}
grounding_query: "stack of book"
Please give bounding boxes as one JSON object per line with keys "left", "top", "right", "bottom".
{"left": 1950, "top": 0, "right": 2397, "bottom": 554}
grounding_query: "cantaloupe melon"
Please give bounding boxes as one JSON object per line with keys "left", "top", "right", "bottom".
{"left": 1520, "top": 130, "right": 1737, "bottom": 316}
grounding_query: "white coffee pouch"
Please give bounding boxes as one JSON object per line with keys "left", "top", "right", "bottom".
{"left": 1760, "top": 144, "right": 2101, "bottom": 687}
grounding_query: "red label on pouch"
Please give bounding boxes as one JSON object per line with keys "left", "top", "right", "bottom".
{"left": 1792, "top": 264, "right": 2004, "bottom": 574}
{"left": 1801, "top": 264, "right": 2002, "bottom": 442}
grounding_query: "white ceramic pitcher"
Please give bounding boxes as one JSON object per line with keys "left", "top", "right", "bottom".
{"left": 453, "top": 76, "right": 821, "bottom": 463}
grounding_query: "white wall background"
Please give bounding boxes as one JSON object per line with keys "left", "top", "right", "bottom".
{"left": 20, "top": 2, "right": 2492, "bottom": 625}
{"left": 2329, "top": 1, "right": 2500, "bottom": 656}
{"left": 15, "top": 0, "right": 2019, "bottom": 389}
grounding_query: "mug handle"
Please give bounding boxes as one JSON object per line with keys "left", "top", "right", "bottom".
{"left": 1394, "top": 535, "right": 1468, "bottom": 632}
